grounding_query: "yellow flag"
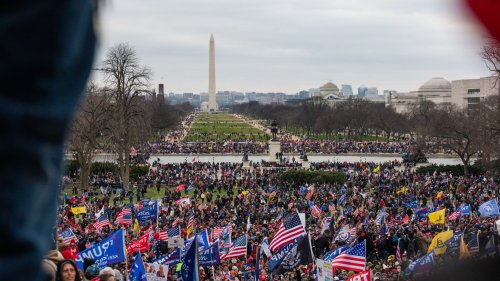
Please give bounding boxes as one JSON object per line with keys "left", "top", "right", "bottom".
{"left": 428, "top": 209, "right": 446, "bottom": 224}
{"left": 133, "top": 219, "right": 139, "bottom": 233}
{"left": 242, "top": 190, "right": 249, "bottom": 196}
{"left": 459, "top": 235, "right": 470, "bottom": 260}
{"left": 373, "top": 166, "right": 381, "bottom": 173}
{"left": 187, "top": 225, "right": 193, "bottom": 237}
{"left": 436, "top": 191, "right": 444, "bottom": 199}
{"left": 428, "top": 230, "right": 453, "bottom": 255}
{"left": 71, "top": 206, "right": 87, "bottom": 215}
{"left": 396, "top": 186, "right": 406, "bottom": 195}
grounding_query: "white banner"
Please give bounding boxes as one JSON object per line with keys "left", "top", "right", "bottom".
{"left": 299, "top": 213, "right": 306, "bottom": 228}
{"left": 316, "top": 259, "right": 334, "bottom": 281}
{"left": 144, "top": 263, "right": 169, "bottom": 281}
{"left": 168, "top": 237, "right": 184, "bottom": 248}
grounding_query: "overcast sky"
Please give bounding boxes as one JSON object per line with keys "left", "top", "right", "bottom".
{"left": 95, "top": 0, "right": 492, "bottom": 95}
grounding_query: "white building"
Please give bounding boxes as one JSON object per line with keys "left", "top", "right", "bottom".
{"left": 388, "top": 76, "right": 498, "bottom": 113}
{"left": 450, "top": 76, "right": 499, "bottom": 109}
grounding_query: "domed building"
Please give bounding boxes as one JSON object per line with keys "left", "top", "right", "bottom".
{"left": 311, "top": 82, "right": 344, "bottom": 105}
{"left": 389, "top": 77, "right": 452, "bottom": 113}
{"left": 416, "top": 77, "right": 452, "bottom": 104}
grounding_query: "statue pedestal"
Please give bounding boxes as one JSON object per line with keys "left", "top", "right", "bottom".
{"left": 268, "top": 141, "right": 281, "bottom": 162}
{"left": 242, "top": 160, "right": 250, "bottom": 169}
{"left": 302, "top": 160, "right": 310, "bottom": 170}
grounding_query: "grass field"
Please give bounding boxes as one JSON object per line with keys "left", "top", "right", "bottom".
{"left": 63, "top": 184, "right": 238, "bottom": 205}
{"left": 184, "top": 112, "right": 268, "bottom": 141}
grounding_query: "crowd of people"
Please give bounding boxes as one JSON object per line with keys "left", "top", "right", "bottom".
{"left": 50, "top": 158, "right": 500, "bottom": 281}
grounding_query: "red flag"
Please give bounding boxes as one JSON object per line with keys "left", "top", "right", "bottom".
{"left": 126, "top": 231, "right": 150, "bottom": 253}
{"left": 465, "top": 0, "right": 500, "bottom": 43}
{"left": 346, "top": 270, "right": 371, "bottom": 281}
{"left": 175, "top": 184, "right": 186, "bottom": 192}
{"left": 400, "top": 215, "right": 409, "bottom": 225}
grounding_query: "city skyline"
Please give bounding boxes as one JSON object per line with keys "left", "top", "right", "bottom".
{"left": 95, "top": 0, "right": 492, "bottom": 95}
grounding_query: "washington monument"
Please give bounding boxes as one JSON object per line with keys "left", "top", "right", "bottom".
{"left": 208, "top": 34, "right": 218, "bottom": 111}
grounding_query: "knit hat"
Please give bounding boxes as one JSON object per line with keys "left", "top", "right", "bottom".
{"left": 85, "top": 264, "right": 100, "bottom": 279}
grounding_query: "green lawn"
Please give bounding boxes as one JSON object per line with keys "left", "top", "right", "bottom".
{"left": 63, "top": 184, "right": 239, "bottom": 204}
{"left": 185, "top": 113, "right": 268, "bottom": 141}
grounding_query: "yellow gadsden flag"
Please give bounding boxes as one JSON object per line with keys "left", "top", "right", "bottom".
{"left": 428, "top": 209, "right": 446, "bottom": 224}
{"left": 373, "top": 166, "right": 381, "bottom": 173}
{"left": 428, "top": 230, "right": 453, "bottom": 255}
{"left": 71, "top": 206, "right": 87, "bottom": 215}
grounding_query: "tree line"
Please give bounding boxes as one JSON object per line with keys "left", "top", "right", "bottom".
{"left": 68, "top": 43, "right": 193, "bottom": 191}
{"left": 231, "top": 96, "right": 500, "bottom": 175}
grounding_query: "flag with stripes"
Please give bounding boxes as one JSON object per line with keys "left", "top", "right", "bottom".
{"left": 221, "top": 235, "right": 247, "bottom": 261}
{"left": 115, "top": 205, "right": 133, "bottom": 225}
{"left": 447, "top": 211, "right": 459, "bottom": 221}
{"left": 158, "top": 226, "right": 179, "bottom": 241}
{"left": 213, "top": 224, "right": 233, "bottom": 239}
{"left": 172, "top": 217, "right": 184, "bottom": 227}
{"left": 186, "top": 214, "right": 196, "bottom": 237}
{"left": 331, "top": 240, "right": 366, "bottom": 272}
{"left": 93, "top": 213, "right": 111, "bottom": 230}
{"left": 269, "top": 212, "right": 306, "bottom": 253}
{"left": 60, "top": 228, "right": 78, "bottom": 244}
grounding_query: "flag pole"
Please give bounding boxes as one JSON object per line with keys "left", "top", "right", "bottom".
{"left": 123, "top": 229, "right": 129, "bottom": 277}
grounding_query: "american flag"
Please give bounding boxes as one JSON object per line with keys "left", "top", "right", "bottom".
{"left": 269, "top": 212, "right": 306, "bottom": 253}
{"left": 221, "top": 235, "right": 247, "bottom": 261}
{"left": 158, "top": 227, "right": 181, "bottom": 241}
{"left": 213, "top": 224, "right": 233, "bottom": 239}
{"left": 447, "top": 211, "right": 459, "bottom": 221}
{"left": 172, "top": 217, "right": 184, "bottom": 227}
{"left": 396, "top": 238, "right": 401, "bottom": 261}
{"left": 60, "top": 228, "right": 78, "bottom": 244}
{"left": 331, "top": 240, "right": 366, "bottom": 272}
{"left": 93, "top": 213, "right": 111, "bottom": 230}
{"left": 115, "top": 206, "right": 133, "bottom": 225}
{"left": 186, "top": 214, "right": 196, "bottom": 236}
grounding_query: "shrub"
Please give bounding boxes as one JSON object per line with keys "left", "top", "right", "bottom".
{"left": 130, "top": 165, "right": 150, "bottom": 180}
{"left": 415, "top": 164, "right": 480, "bottom": 176}
{"left": 280, "top": 170, "right": 345, "bottom": 185}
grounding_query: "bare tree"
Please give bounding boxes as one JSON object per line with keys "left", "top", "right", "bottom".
{"left": 432, "top": 105, "right": 479, "bottom": 175}
{"left": 481, "top": 39, "right": 500, "bottom": 83}
{"left": 101, "top": 43, "right": 152, "bottom": 191}
{"left": 68, "top": 83, "right": 110, "bottom": 191}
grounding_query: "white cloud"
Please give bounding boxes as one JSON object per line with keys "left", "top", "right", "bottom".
{"left": 94, "top": 0, "right": 491, "bottom": 94}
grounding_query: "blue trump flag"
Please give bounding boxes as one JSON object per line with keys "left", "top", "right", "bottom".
{"left": 199, "top": 242, "right": 221, "bottom": 266}
{"left": 197, "top": 229, "right": 210, "bottom": 249}
{"left": 404, "top": 251, "right": 435, "bottom": 276}
{"left": 457, "top": 205, "right": 471, "bottom": 216}
{"left": 153, "top": 248, "right": 181, "bottom": 266}
{"left": 181, "top": 236, "right": 199, "bottom": 281}
{"left": 444, "top": 234, "right": 461, "bottom": 254}
{"left": 254, "top": 247, "right": 261, "bottom": 281}
{"left": 323, "top": 245, "right": 348, "bottom": 262}
{"left": 479, "top": 198, "right": 500, "bottom": 217}
{"left": 136, "top": 200, "right": 158, "bottom": 223}
{"left": 130, "top": 252, "right": 147, "bottom": 281}
{"left": 75, "top": 229, "right": 126, "bottom": 269}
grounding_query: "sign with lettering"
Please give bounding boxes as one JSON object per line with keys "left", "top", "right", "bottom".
{"left": 75, "top": 229, "right": 126, "bottom": 269}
